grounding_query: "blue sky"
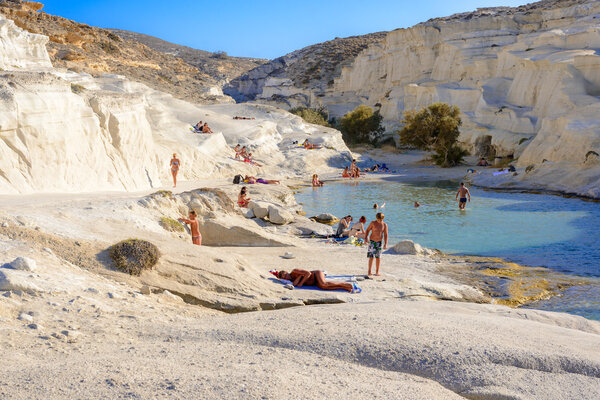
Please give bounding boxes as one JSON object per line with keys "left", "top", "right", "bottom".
{"left": 40, "top": 0, "right": 527, "bottom": 59}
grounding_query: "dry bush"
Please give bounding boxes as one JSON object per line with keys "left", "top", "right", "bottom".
{"left": 108, "top": 239, "right": 160, "bottom": 276}
{"left": 159, "top": 217, "right": 184, "bottom": 233}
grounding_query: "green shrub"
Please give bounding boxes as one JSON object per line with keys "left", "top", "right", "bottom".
{"left": 211, "top": 51, "right": 228, "bottom": 59}
{"left": 109, "top": 239, "right": 160, "bottom": 276}
{"left": 399, "top": 102, "right": 468, "bottom": 167}
{"left": 107, "top": 32, "right": 121, "bottom": 42}
{"left": 70, "top": 83, "right": 85, "bottom": 94}
{"left": 338, "top": 105, "right": 384, "bottom": 145}
{"left": 431, "top": 145, "right": 470, "bottom": 168}
{"left": 525, "top": 165, "right": 535, "bottom": 173}
{"left": 150, "top": 190, "right": 173, "bottom": 199}
{"left": 159, "top": 217, "right": 185, "bottom": 233}
{"left": 100, "top": 41, "right": 119, "bottom": 55}
{"left": 518, "top": 137, "right": 530, "bottom": 145}
{"left": 289, "top": 107, "right": 330, "bottom": 127}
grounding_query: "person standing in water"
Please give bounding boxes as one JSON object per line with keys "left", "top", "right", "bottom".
{"left": 170, "top": 153, "right": 180, "bottom": 188}
{"left": 365, "top": 212, "right": 388, "bottom": 276}
{"left": 178, "top": 210, "right": 201, "bottom": 246}
{"left": 455, "top": 182, "right": 471, "bottom": 210}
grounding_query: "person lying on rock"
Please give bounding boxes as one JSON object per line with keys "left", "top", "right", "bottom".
{"left": 238, "top": 187, "right": 251, "bottom": 207}
{"left": 178, "top": 210, "right": 202, "bottom": 246}
{"left": 276, "top": 269, "right": 358, "bottom": 293}
{"left": 244, "top": 176, "right": 279, "bottom": 184}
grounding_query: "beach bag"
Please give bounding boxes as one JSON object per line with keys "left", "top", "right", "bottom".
{"left": 233, "top": 174, "right": 243, "bottom": 184}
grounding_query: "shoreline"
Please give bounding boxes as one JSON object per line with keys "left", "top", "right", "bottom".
{"left": 295, "top": 170, "right": 599, "bottom": 319}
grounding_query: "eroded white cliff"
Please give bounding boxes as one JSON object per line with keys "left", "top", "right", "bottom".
{"left": 0, "top": 15, "right": 350, "bottom": 194}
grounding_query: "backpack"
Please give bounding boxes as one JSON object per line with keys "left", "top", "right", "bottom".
{"left": 233, "top": 174, "right": 243, "bottom": 184}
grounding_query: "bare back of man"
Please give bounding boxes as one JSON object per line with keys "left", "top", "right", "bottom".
{"left": 365, "top": 213, "right": 388, "bottom": 276}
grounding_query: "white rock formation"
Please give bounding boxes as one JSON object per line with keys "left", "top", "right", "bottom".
{"left": 267, "top": 204, "right": 294, "bottom": 225}
{"left": 391, "top": 240, "right": 434, "bottom": 256}
{"left": 0, "top": 14, "right": 351, "bottom": 195}
{"left": 2, "top": 256, "right": 37, "bottom": 271}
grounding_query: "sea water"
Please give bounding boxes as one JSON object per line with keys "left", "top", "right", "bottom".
{"left": 295, "top": 179, "right": 600, "bottom": 320}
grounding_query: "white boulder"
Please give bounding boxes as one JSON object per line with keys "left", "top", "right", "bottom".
{"left": 268, "top": 205, "right": 295, "bottom": 225}
{"left": 391, "top": 240, "right": 434, "bottom": 256}
{"left": 249, "top": 201, "right": 270, "bottom": 219}
{"left": 2, "top": 257, "right": 37, "bottom": 272}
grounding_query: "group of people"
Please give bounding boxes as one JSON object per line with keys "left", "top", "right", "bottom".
{"left": 342, "top": 159, "right": 361, "bottom": 178}
{"left": 331, "top": 212, "right": 388, "bottom": 276}
{"left": 192, "top": 121, "right": 213, "bottom": 134}
{"left": 233, "top": 116, "right": 255, "bottom": 120}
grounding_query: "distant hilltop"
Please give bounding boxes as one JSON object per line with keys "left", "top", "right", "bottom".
{"left": 0, "top": 0, "right": 264, "bottom": 104}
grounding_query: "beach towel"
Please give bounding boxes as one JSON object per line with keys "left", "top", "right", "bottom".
{"left": 493, "top": 170, "right": 509, "bottom": 176}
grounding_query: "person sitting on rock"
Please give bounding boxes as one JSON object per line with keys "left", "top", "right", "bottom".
{"left": 342, "top": 167, "right": 350, "bottom": 178}
{"left": 233, "top": 144, "right": 242, "bottom": 160}
{"left": 202, "top": 122, "right": 213, "bottom": 134}
{"left": 244, "top": 153, "right": 262, "bottom": 167}
{"left": 240, "top": 146, "right": 249, "bottom": 160}
{"left": 335, "top": 215, "right": 352, "bottom": 238}
{"left": 238, "top": 186, "right": 251, "bottom": 207}
{"left": 312, "top": 174, "right": 324, "bottom": 187}
{"left": 303, "top": 139, "right": 322, "bottom": 149}
{"left": 348, "top": 216, "right": 367, "bottom": 239}
{"left": 194, "top": 121, "right": 203, "bottom": 132}
{"left": 275, "top": 269, "right": 359, "bottom": 293}
{"left": 477, "top": 158, "right": 490, "bottom": 167}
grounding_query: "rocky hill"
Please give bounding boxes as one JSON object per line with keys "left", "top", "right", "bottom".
{"left": 109, "top": 29, "right": 266, "bottom": 83}
{"left": 224, "top": 32, "right": 387, "bottom": 107}
{"left": 0, "top": 0, "right": 256, "bottom": 104}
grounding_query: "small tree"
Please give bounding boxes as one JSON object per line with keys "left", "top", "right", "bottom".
{"left": 339, "top": 105, "right": 384, "bottom": 144}
{"left": 399, "top": 102, "right": 469, "bottom": 167}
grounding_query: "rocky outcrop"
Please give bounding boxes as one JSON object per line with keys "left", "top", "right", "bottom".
{"left": 224, "top": 32, "right": 387, "bottom": 107}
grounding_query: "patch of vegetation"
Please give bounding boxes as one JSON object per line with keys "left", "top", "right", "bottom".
{"left": 107, "top": 32, "right": 122, "bottom": 42}
{"left": 109, "top": 239, "right": 160, "bottom": 276}
{"left": 70, "top": 83, "right": 85, "bottom": 94}
{"left": 585, "top": 150, "right": 599, "bottom": 162}
{"left": 150, "top": 190, "right": 173, "bottom": 199}
{"left": 289, "top": 107, "right": 330, "bottom": 127}
{"left": 211, "top": 51, "right": 228, "bottom": 59}
{"left": 399, "top": 102, "right": 469, "bottom": 167}
{"left": 157, "top": 73, "right": 175, "bottom": 85}
{"left": 159, "top": 217, "right": 185, "bottom": 233}
{"left": 338, "top": 105, "right": 384, "bottom": 145}
{"left": 518, "top": 137, "right": 530, "bottom": 145}
{"left": 525, "top": 165, "right": 535, "bottom": 173}
{"left": 100, "top": 41, "right": 120, "bottom": 55}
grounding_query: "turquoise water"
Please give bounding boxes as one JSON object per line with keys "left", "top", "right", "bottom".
{"left": 296, "top": 179, "right": 600, "bottom": 320}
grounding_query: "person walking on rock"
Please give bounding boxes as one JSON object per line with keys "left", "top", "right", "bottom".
{"left": 178, "top": 210, "right": 201, "bottom": 246}
{"left": 365, "top": 212, "right": 388, "bottom": 276}
{"left": 455, "top": 182, "right": 471, "bottom": 210}
{"left": 170, "top": 153, "right": 180, "bottom": 188}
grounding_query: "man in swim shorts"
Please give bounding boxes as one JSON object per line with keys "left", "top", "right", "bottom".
{"left": 178, "top": 210, "right": 201, "bottom": 246}
{"left": 455, "top": 182, "right": 471, "bottom": 210}
{"left": 365, "top": 212, "right": 388, "bottom": 276}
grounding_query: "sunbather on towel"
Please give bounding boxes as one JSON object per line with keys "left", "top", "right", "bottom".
{"left": 275, "top": 269, "right": 357, "bottom": 292}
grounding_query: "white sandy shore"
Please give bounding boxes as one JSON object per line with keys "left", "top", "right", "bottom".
{"left": 1, "top": 177, "right": 599, "bottom": 399}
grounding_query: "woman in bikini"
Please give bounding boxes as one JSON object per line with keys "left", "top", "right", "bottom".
{"left": 342, "top": 167, "right": 350, "bottom": 178}
{"left": 238, "top": 186, "right": 251, "bottom": 207}
{"left": 276, "top": 269, "right": 358, "bottom": 293}
{"left": 170, "top": 153, "right": 180, "bottom": 188}
{"left": 348, "top": 216, "right": 367, "bottom": 239}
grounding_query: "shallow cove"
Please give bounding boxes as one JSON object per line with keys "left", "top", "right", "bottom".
{"left": 296, "top": 178, "right": 600, "bottom": 320}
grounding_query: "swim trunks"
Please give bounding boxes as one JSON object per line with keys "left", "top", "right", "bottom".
{"left": 460, "top": 197, "right": 467, "bottom": 203}
{"left": 367, "top": 240, "right": 382, "bottom": 259}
